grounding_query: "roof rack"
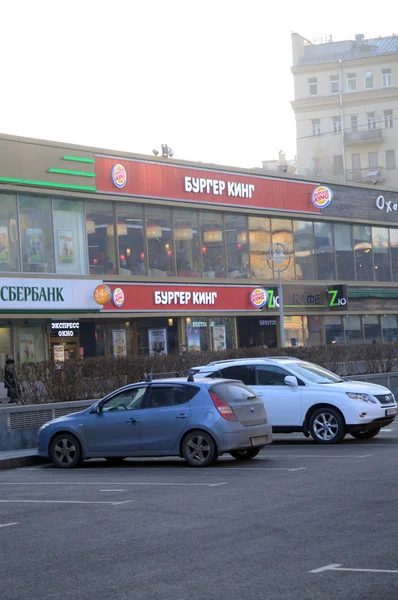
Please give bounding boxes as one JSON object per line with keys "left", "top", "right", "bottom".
{"left": 145, "top": 371, "right": 181, "bottom": 383}
{"left": 187, "top": 372, "right": 195, "bottom": 382}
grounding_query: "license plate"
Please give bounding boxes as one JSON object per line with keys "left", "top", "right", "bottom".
{"left": 251, "top": 436, "right": 267, "bottom": 447}
{"left": 386, "top": 408, "right": 397, "bottom": 416}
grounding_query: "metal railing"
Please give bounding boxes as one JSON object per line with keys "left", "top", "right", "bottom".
{"left": 345, "top": 167, "right": 384, "bottom": 184}
{"left": 344, "top": 128, "right": 383, "bottom": 144}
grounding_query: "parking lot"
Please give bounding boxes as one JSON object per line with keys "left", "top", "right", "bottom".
{"left": 1, "top": 431, "right": 398, "bottom": 600}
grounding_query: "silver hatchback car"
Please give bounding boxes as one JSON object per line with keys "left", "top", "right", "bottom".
{"left": 37, "top": 376, "right": 272, "bottom": 468}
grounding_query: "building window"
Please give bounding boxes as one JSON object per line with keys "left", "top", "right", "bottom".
{"left": 353, "top": 225, "right": 373, "bottom": 281}
{"left": 313, "top": 158, "right": 322, "bottom": 175}
{"left": 368, "top": 152, "right": 378, "bottom": 169}
{"left": 384, "top": 109, "right": 393, "bottom": 128}
{"left": 364, "top": 71, "right": 374, "bottom": 89}
{"left": 15, "top": 321, "right": 46, "bottom": 365}
{"left": 345, "top": 316, "right": 363, "bottom": 344}
{"left": 248, "top": 217, "right": 272, "bottom": 279}
{"left": 367, "top": 112, "right": 377, "bottom": 130}
{"left": 186, "top": 317, "right": 209, "bottom": 352}
{"left": 311, "top": 119, "right": 321, "bottom": 136}
{"left": 324, "top": 316, "right": 344, "bottom": 345}
{"left": 225, "top": 214, "right": 249, "bottom": 279}
{"left": 382, "top": 68, "right": 392, "bottom": 87}
{"left": 350, "top": 115, "right": 359, "bottom": 133}
{"left": 174, "top": 209, "right": 201, "bottom": 277}
{"left": 335, "top": 223, "right": 355, "bottom": 280}
{"left": 333, "top": 155, "right": 344, "bottom": 176}
{"left": 390, "top": 229, "right": 398, "bottom": 281}
{"left": 293, "top": 221, "right": 315, "bottom": 280}
{"left": 146, "top": 206, "right": 174, "bottom": 276}
{"left": 53, "top": 198, "right": 87, "bottom": 275}
{"left": 314, "top": 222, "right": 335, "bottom": 280}
{"left": 347, "top": 73, "right": 356, "bottom": 92}
{"left": 200, "top": 212, "right": 226, "bottom": 278}
{"left": 372, "top": 227, "right": 391, "bottom": 281}
{"left": 19, "top": 194, "right": 55, "bottom": 274}
{"left": 116, "top": 203, "right": 146, "bottom": 275}
{"left": 382, "top": 315, "right": 398, "bottom": 343}
{"left": 271, "top": 218, "right": 295, "bottom": 280}
{"left": 330, "top": 74, "right": 340, "bottom": 94}
{"left": 364, "top": 315, "right": 382, "bottom": 344}
{"left": 210, "top": 317, "right": 234, "bottom": 351}
{"left": 386, "top": 149, "right": 396, "bottom": 170}
{"left": 308, "top": 77, "right": 318, "bottom": 96}
{"left": 0, "top": 193, "right": 20, "bottom": 273}
{"left": 86, "top": 201, "right": 116, "bottom": 275}
{"left": 333, "top": 116, "right": 342, "bottom": 133}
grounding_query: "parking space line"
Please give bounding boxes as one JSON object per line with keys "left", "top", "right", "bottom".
{"left": 310, "top": 563, "right": 398, "bottom": 574}
{"left": 0, "top": 522, "right": 19, "bottom": 528}
{"left": 259, "top": 454, "right": 372, "bottom": 459}
{"left": 0, "top": 500, "right": 134, "bottom": 506}
{"left": 100, "top": 489, "right": 126, "bottom": 492}
{"left": 0, "top": 481, "right": 228, "bottom": 488}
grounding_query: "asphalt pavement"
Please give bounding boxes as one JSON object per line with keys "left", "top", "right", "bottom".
{"left": 0, "top": 430, "right": 397, "bottom": 600}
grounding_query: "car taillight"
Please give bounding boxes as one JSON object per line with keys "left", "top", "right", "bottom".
{"left": 210, "top": 392, "right": 237, "bottom": 421}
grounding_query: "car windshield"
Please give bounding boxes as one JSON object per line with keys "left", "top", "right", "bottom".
{"left": 286, "top": 362, "right": 344, "bottom": 384}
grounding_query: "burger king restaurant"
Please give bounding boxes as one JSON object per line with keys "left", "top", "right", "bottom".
{"left": 1, "top": 132, "right": 398, "bottom": 375}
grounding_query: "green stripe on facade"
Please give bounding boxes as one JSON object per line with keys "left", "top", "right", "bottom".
{"left": 62, "top": 156, "right": 96, "bottom": 163}
{"left": 0, "top": 176, "right": 96, "bottom": 192}
{"left": 48, "top": 168, "right": 95, "bottom": 178}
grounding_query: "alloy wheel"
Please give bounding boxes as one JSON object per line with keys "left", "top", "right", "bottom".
{"left": 53, "top": 438, "right": 77, "bottom": 465}
{"left": 186, "top": 435, "right": 211, "bottom": 465}
{"left": 312, "top": 412, "right": 339, "bottom": 441}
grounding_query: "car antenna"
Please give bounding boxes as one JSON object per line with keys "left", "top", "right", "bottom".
{"left": 145, "top": 373, "right": 152, "bottom": 383}
{"left": 187, "top": 372, "right": 194, "bottom": 382}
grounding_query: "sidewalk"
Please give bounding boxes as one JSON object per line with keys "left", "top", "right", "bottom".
{"left": 0, "top": 449, "right": 47, "bottom": 470}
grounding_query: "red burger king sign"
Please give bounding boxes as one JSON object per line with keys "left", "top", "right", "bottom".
{"left": 111, "top": 163, "right": 127, "bottom": 189}
{"left": 250, "top": 288, "right": 268, "bottom": 308}
{"left": 312, "top": 186, "right": 333, "bottom": 209}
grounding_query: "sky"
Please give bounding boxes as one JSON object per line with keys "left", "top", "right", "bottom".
{"left": 0, "top": 0, "right": 396, "bottom": 168}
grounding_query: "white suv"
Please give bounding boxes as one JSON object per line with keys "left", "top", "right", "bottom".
{"left": 191, "top": 358, "right": 397, "bottom": 444}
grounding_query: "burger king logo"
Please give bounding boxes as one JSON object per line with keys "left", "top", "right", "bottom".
{"left": 312, "top": 186, "right": 333, "bottom": 209}
{"left": 111, "top": 164, "right": 127, "bottom": 189}
{"left": 112, "top": 287, "right": 125, "bottom": 308}
{"left": 250, "top": 288, "right": 268, "bottom": 308}
{"left": 94, "top": 284, "right": 111, "bottom": 306}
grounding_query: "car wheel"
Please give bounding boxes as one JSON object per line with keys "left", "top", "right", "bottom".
{"left": 50, "top": 433, "right": 82, "bottom": 468}
{"left": 182, "top": 430, "right": 217, "bottom": 467}
{"left": 229, "top": 449, "right": 261, "bottom": 460}
{"left": 351, "top": 427, "right": 381, "bottom": 440}
{"left": 105, "top": 457, "right": 127, "bottom": 464}
{"left": 309, "top": 407, "right": 345, "bottom": 444}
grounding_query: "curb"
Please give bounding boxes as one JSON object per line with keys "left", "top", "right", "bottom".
{"left": 0, "top": 455, "right": 49, "bottom": 471}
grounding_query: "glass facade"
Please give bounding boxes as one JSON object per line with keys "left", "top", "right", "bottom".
{"left": 19, "top": 195, "right": 55, "bottom": 273}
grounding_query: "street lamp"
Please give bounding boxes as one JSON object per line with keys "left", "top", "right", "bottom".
{"left": 267, "top": 243, "right": 290, "bottom": 348}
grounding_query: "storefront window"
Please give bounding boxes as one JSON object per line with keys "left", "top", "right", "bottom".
{"left": 186, "top": 318, "right": 209, "bottom": 352}
{"left": 324, "top": 316, "right": 344, "bottom": 344}
{"left": 382, "top": 315, "right": 398, "bottom": 343}
{"left": 284, "top": 316, "right": 308, "bottom": 347}
{"left": 353, "top": 225, "right": 373, "bottom": 281}
{"left": 225, "top": 214, "right": 249, "bottom": 279}
{"left": 372, "top": 227, "right": 391, "bottom": 282}
{"left": 86, "top": 201, "right": 116, "bottom": 275}
{"left": 137, "top": 318, "right": 177, "bottom": 355}
{"left": 271, "top": 219, "right": 295, "bottom": 280}
{"left": 390, "top": 229, "right": 398, "bottom": 282}
{"left": 146, "top": 207, "right": 174, "bottom": 276}
{"left": 364, "top": 315, "right": 382, "bottom": 344}
{"left": 53, "top": 198, "right": 87, "bottom": 275}
{"left": 237, "top": 316, "right": 277, "bottom": 349}
{"left": 14, "top": 321, "right": 46, "bottom": 365}
{"left": 0, "top": 193, "right": 20, "bottom": 272}
{"left": 116, "top": 203, "right": 146, "bottom": 275}
{"left": 307, "top": 316, "right": 323, "bottom": 346}
{"left": 249, "top": 217, "right": 272, "bottom": 279}
{"left": 210, "top": 317, "right": 234, "bottom": 350}
{"left": 174, "top": 209, "right": 201, "bottom": 277}
{"left": 200, "top": 212, "right": 226, "bottom": 278}
{"left": 19, "top": 194, "right": 55, "bottom": 273}
{"left": 314, "top": 222, "right": 335, "bottom": 280}
{"left": 335, "top": 223, "right": 355, "bottom": 281}
{"left": 0, "top": 323, "right": 12, "bottom": 381}
{"left": 294, "top": 221, "right": 315, "bottom": 280}
{"left": 344, "top": 315, "right": 363, "bottom": 344}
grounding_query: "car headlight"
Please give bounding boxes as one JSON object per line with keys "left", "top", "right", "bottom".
{"left": 346, "top": 392, "right": 377, "bottom": 404}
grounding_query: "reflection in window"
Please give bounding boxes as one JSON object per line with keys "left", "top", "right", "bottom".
{"left": 200, "top": 212, "right": 226, "bottom": 278}
{"left": 390, "top": 229, "right": 398, "bottom": 282}
{"left": 19, "top": 195, "right": 55, "bottom": 273}
{"left": 116, "top": 203, "right": 146, "bottom": 275}
{"left": 364, "top": 315, "right": 382, "bottom": 344}
{"left": 210, "top": 317, "right": 234, "bottom": 350}
{"left": 186, "top": 318, "right": 209, "bottom": 352}
{"left": 271, "top": 219, "right": 295, "bottom": 280}
{"left": 146, "top": 207, "right": 174, "bottom": 276}
{"left": 372, "top": 227, "right": 391, "bottom": 281}
{"left": 225, "top": 214, "right": 249, "bottom": 278}
{"left": 86, "top": 201, "right": 116, "bottom": 275}
{"left": 382, "top": 315, "right": 398, "bottom": 343}
{"left": 174, "top": 210, "right": 201, "bottom": 277}
{"left": 15, "top": 321, "right": 46, "bottom": 365}
{"left": 249, "top": 217, "right": 272, "bottom": 279}
{"left": 335, "top": 224, "right": 354, "bottom": 281}
{"left": 325, "top": 316, "right": 344, "bottom": 344}
{"left": 0, "top": 193, "right": 20, "bottom": 272}
{"left": 353, "top": 225, "right": 373, "bottom": 281}
{"left": 344, "top": 315, "right": 362, "bottom": 344}
{"left": 307, "top": 316, "right": 323, "bottom": 346}
{"left": 294, "top": 221, "right": 315, "bottom": 280}
{"left": 284, "top": 316, "right": 308, "bottom": 347}
{"left": 53, "top": 198, "right": 87, "bottom": 275}
{"left": 314, "top": 222, "right": 335, "bottom": 280}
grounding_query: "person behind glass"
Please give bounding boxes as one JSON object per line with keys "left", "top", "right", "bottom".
{"left": 180, "top": 344, "right": 187, "bottom": 355}
{"left": 4, "top": 355, "right": 18, "bottom": 404}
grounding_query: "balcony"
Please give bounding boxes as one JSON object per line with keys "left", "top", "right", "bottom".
{"left": 345, "top": 167, "right": 385, "bottom": 184}
{"left": 344, "top": 128, "right": 383, "bottom": 145}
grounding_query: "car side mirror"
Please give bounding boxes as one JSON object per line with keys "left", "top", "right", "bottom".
{"left": 284, "top": 375, "right": 298, "bottom": 387}
{"left": 92, "top": 403, "right": 103, "bottom": 414}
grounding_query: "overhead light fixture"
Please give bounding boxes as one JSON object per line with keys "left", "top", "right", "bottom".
{"left": 152, "top": 149, "right": 159, "bottom": 156}
{"left": 174, "top": 227, "right": 193, "bottom": 240}
{"left": 237, "top": 231, "right": 248, "bottom": 244}
{"left": 146, "top": 225, "right": 162, "bottom": 239}
{"left": 106, "top": 223, "right": 128, "bottom": 237}
{"left": 204, "top": 229, "right": 223, "bottom": 243}
{"left": 86, "top": 220, "right": 95, "bottom": 235}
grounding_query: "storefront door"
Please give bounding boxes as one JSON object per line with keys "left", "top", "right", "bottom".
{"left": 0, "top": 323, "right": 12, "bottom": 381}
{"left": 237, "top": 317, "right": 277, "bottom": 349}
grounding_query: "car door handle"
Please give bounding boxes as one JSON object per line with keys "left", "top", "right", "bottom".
{"left": 176, "top": 414, "right": 188, "bottom": 419}
{"left": 126, "top": 418, "right": 138, "bottom": 424}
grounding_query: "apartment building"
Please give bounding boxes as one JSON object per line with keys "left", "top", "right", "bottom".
{"left": 291, "top": 33, "right": 398, "bottom": 187}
